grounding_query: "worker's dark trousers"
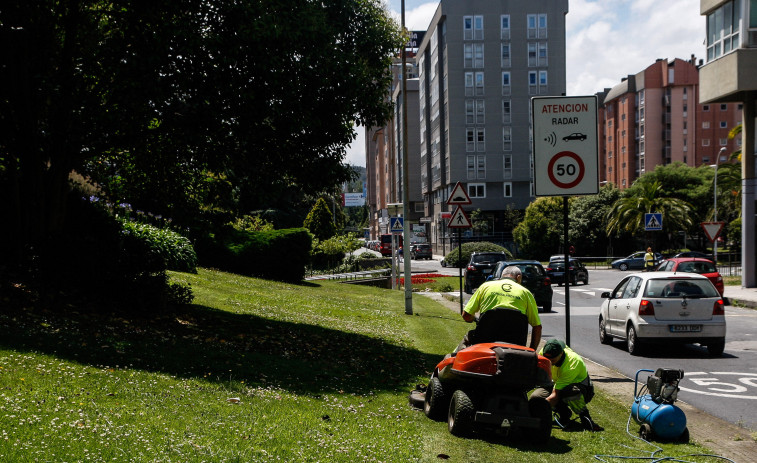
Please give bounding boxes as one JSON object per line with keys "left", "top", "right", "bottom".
{"left": 530, "top": 375, "right": 594, "bottom": 415}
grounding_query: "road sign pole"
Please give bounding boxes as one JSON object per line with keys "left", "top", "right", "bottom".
{"left": 458, "top": 229, "right": 463, "bottom": 314}
{"left": 563, "top": 197, "right": 571, "bottom": 347}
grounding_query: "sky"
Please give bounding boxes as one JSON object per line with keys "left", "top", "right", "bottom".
{"left": 344, "top": 0, "right": 707, "bottom": 167}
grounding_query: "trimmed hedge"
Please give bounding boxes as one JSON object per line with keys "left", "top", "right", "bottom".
{"left": 196, "top": 227, "right": 312, "bottom": 283}
{"left": 119, "top": 220, "right": 198, "bottom": 273}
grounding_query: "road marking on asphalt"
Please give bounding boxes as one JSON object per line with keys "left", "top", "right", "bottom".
{"left": 681, "top": 372, "right": 757, "bottom": 399}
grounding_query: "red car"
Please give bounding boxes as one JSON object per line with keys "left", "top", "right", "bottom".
{"left": 655, "top": 258, "right": 724, "bottom": 296}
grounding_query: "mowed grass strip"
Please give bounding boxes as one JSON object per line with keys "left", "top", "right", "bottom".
{"left": 0, "top": 268, "right": 714, "bottom": 462}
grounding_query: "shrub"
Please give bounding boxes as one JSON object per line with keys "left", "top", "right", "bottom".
{"left": 443, "top": 242, "right": 511, "bottom": 268}
{"left": 119, "top": 220, "right": 198, "bottom": 273}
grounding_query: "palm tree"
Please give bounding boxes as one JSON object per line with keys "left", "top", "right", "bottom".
{"left": 606, "top": 181, "right": 693, "bottom": 237}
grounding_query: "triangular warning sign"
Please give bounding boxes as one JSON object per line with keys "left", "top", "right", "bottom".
{"left": 701, "top": 222, "right": 725, "bottom": 243}
{"left": 447, "top": 182, "right": 472, "bottom": 205}
{"left": 447, "top": 206, "right": 472, "bottom": 228}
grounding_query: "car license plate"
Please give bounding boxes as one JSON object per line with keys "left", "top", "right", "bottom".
{"left": 669, "top": 325, "right": 702, "bottom": 333}
{"left": 483, "top": 269, "right": 492, "bottom": 274}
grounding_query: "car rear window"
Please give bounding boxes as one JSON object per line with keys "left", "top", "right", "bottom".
{"left": 644, "top": 279, "right": 720, "bottom": 298}
{"left": 472, "top": 253, "right": 506, "bottom": 263}
{"left": 519, "top": 264, "right": 544, "bottom": 276}
{"left": 677, "top": 261, "right": 716, "bottom": 274}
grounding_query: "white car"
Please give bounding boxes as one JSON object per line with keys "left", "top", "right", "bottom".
{"left": 598, "top": 272, "right": 726, "bottom": 356}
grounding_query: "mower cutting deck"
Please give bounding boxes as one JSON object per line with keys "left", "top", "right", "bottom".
{"left": 421, "top": 342, "right": 553, "bottom": 443}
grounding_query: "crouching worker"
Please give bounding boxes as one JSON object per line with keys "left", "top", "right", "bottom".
{"left": 455, "top": 265, "right": 542, "bottom": 352}
{"left": 530, "top": 339, "right": 603, "bottom": 432}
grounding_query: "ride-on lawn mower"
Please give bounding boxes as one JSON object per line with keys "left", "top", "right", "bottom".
{"left": 414, "top": 340, "right": 553, "bottom": 443}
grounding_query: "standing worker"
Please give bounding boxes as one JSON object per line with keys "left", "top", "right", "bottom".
{"left": 531, "top": 339, "right": 603, "bottom": 431}
{"left": 644, "top": 247, "right": 655, "bottom": 271}
{"left": 456, "top": 265, "right": 542, "bottom": 351}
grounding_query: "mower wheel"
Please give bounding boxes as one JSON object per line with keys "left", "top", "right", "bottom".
{"left": 599, "top": 318, "right": 613, "bottom": 345}
{"left": 424, "top": 377, "right": 448, "bottom": 421}
{"left": 639, "top": 423, "right": 653, "bottom": 441}
{"left": 707, "top": 339, "right": 725, "bottom": 357}
{"left": 448, "top": 390, "right": 475, "bottom": 437}
{"left": 527, "top": 397, "right": 552, "bottom": 444}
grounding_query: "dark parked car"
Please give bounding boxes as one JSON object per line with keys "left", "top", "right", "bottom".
{"left": 611, "top": 251, "right": 662, "bottom": 271}
{"left": 487, "top": 260, "right": 553, "bottom": 312}
{"left": 463, "top": 252, "right": 509, "bottom": 293}
{"left": 545, "top": 259, "right": 589, "bottom": 286}
{"left": 410, "top": 243, "right": 432, "bottom": 260}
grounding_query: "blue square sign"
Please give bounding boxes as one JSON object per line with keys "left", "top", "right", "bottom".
{"left": 645, "top": 213, "right": 662, "bottom": 231}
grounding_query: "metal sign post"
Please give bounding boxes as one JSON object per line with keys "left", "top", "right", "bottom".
{"left": 532, "top": 96, "right": 599, "bottom": 346}
{"left": 446, "top": 183, "right": 473, "bottom": 315}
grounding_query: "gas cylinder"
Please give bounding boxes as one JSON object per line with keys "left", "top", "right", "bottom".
{"left": 632, "top": 394, "right": 687, "bottom": 440}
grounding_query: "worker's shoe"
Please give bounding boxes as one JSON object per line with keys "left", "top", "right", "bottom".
{"left": 579, "top": 412, "right": 604, "bottom": 432}
{"left": 553, "top": 402, "right": 572, "bottom": 428}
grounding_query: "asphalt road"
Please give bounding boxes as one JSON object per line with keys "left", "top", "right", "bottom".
{"left": 542, "top": 269, "right": 757, "bottom": 431}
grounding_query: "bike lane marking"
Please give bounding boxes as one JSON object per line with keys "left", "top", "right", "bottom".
{"left": 680, "top": 372, "right": 757, "bottom": 399}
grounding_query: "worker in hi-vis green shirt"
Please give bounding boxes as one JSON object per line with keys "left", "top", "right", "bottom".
{"left": 455, "top": 265, "right": 542, "bottom": 352}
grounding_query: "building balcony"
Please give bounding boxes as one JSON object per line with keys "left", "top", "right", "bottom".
{"left": 700, "top": 48, "right": 757, "bottom": 103}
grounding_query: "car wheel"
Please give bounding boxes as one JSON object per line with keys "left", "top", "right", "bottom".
{"left": 424, "top": 377, "right": 448, "bottom": 421}
{"left": 599, "top": 317, "right": 613, "bottom": 345}
{"left": 541, "top": 302, "right": 552, "bottom": 313}
{"left": 448, "top": 390, "right": 475, "bottom": 437}
{"left": 583, "top": 275, "right": 589, "bottom": 285}
{"left": 627, "top": 325, "right": 643, "bottom": 356}
{"left": 707, "top": 339, "right": 725, "bottom": 357}
{"left": 619, "top": 263, "right": 629, "bottom": 271}
{"left": 527, "top": 396, "right": 552, "bottom": 445}
{"left": 464, "top": 283, "right": 471, "bottom": 294}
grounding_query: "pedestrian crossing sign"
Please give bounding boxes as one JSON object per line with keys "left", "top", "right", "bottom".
{"left": 644, "top": 213, "right": 662, "bottom": 231}
{"left": 390, "top": 217, "right": 404, "bottom": 233}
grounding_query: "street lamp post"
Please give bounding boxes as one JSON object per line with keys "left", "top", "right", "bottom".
{"left": 712, "top": 146, "right": 727, "bottom": 263}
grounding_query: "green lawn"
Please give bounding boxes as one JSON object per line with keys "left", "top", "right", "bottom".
{"left": 0, "top": 269, "right": 715, "bottom": 462}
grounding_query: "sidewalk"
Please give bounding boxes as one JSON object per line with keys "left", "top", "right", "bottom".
{"left": 724, "top": 284, "right": 757, "bottom": 308}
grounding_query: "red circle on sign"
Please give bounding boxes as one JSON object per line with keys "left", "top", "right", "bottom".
{"left": 547, "top": 151, "right": 585, "bottom": 189}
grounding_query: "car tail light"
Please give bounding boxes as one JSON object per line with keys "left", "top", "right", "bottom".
{"left": 544, "top": 277, "right": 551, "bottom": 286}
{"left": 638, "top": 300, "right": 655, "bottom": 316}
{"left": 467, "top": 265, "right": 476, "bottom": 272}
{"left": 713, "top": 300, "right": 725, "bottom": 316}
{"left": 545, "top": 267, "right": 553, "bottom": 272}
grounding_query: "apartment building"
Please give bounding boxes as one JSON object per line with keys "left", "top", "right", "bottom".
{"left": 415, "top": 0, "right": 569, "bottom": 251}
{"left": 599, "top": 57, "right": 742, "bottom": 188}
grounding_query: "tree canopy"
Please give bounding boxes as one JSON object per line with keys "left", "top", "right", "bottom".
{"left": 0, "top": 0, "right": 403, "bottom": 267}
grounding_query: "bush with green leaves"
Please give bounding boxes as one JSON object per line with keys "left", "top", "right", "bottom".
{"left": 443, "top": 242, "right": 511, "bottom": 268}
{"left": 119, "top": 220, "right": 198, "bottom": 273}
{"left": 310, "top": 233, "right": 363, "bottom": 271}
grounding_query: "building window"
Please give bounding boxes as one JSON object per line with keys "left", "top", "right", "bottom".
{"left": 503, "top": 126, "right": 512, "bottom": 151}
{"left": 464, "top": 16, "right": 473, "bottom": 40}
{"left": 528, "top": 71, "right": 537, "bottom": 95}
{"left": 703, "top": 121, "right": 710, "bottom": 129}
{"left": 502, "top": 99, "right": 511, "bottom": 123}
{"left": 527, "top": 43, "right": 537, "bottom": 67}
{"left": 720, "top": 138, "right": 728, "bottom": 146}
{"left": 501, "top": 43, "right": 511, "bottom": 67}
{"left": 720, "top": 121, "right": 728, "bottom": 128}
{"left": 721, "top": 103, "right": 728, "bottom": 111}
{"left": 538, "top": 14, "right": 547, "bottom": 38}
{"left": 503, "top": 155, "right": 512, "bottom": 179}
{"left": 706, "top": 0, "right": 742, "bottom": 61}
{"left": 477, "top": 155, "right": 486, "bottom": 178}
{"left": 468, "top": 183, "right": 486, "bottom": 198}
{"left": 502, "top": 72, "right": 511, "bottom": 95}
{"left": 703, "top": 139, "right": 710, "bottom": 146}
{"left": 466, "top": 128, "right": 475, "bottom": 151}
{"left": 475, "top": 71, "right": 484, "bottom": 96}
{"left": 465, "top": 72, "right": 474, "bottom": 96}
{"left": 608, "top": 120, "right": 613, "bottom": 128}
{"left": 476, "top": 99, "right": 485, "bottom": 124}
{"left": 465, "top": 100, "right": 474, "bottom": 124}
{"left": 474, "top": 43, "right": 484, "bottom": 67}
{"left": 527, "top": 14, "right": 537, "bottom": 38}
{"left": 538, "top": 42, "right": 548, "bottom": 66}
{"left": 539, "top": 70, "right": 548, "bottom": 86}
{"left": 501, "top": 15, "right": 510, "bottom": 40}
{"left": 464, "top": 44, "right": 473, "bottom": 68}
{"left": 474, "top": 15, "right": 484, "bottom": 39}
{"left": 703, "top": 104, "right": 710, "bottom": 111}
{"left": 503, "top": 182, "right": 512, "bottom": 197}
{"left": 476, "top": 128, "right": 485, "bottom": 151}
{"left": 467, "top": 155, "right": 476, "bottom": 179}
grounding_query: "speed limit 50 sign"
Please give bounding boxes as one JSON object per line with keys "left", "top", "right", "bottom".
{"left": 532, "top": 96, "right": 599, "bottom": 196}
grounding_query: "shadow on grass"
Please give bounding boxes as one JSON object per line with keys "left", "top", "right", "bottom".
{"left": 0, "top": 302, "right": 442, "bottom": 396}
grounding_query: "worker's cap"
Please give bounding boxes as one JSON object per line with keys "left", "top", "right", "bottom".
{"left": 542, "top": 339, "right": 566, "bottom": 358}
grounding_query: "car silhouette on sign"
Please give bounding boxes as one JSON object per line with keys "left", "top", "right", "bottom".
{"left": 562, "top": 132, "right": 587, "bottom": 141}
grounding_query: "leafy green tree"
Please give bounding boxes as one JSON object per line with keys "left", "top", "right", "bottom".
{"left": 470, "top": 209, "right": 490, "bottom": 235}
{"left": 303, "top": 198, "right": 337, "bottom": 241}
{"left": 513, "top": 197, "right": 565, "bottom": 260}
{"left": 606, "top": 180, "right": 693, "bottom": 250}
{"left": 568, "top": 184, "right": 624, "bottom": 257}
{"left": 0, "top": 0, "right": 403, "bottom": 271}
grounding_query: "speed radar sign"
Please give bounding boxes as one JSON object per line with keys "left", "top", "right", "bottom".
{"left": 532, "top": 96, "right": 599, "bottom": 196}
